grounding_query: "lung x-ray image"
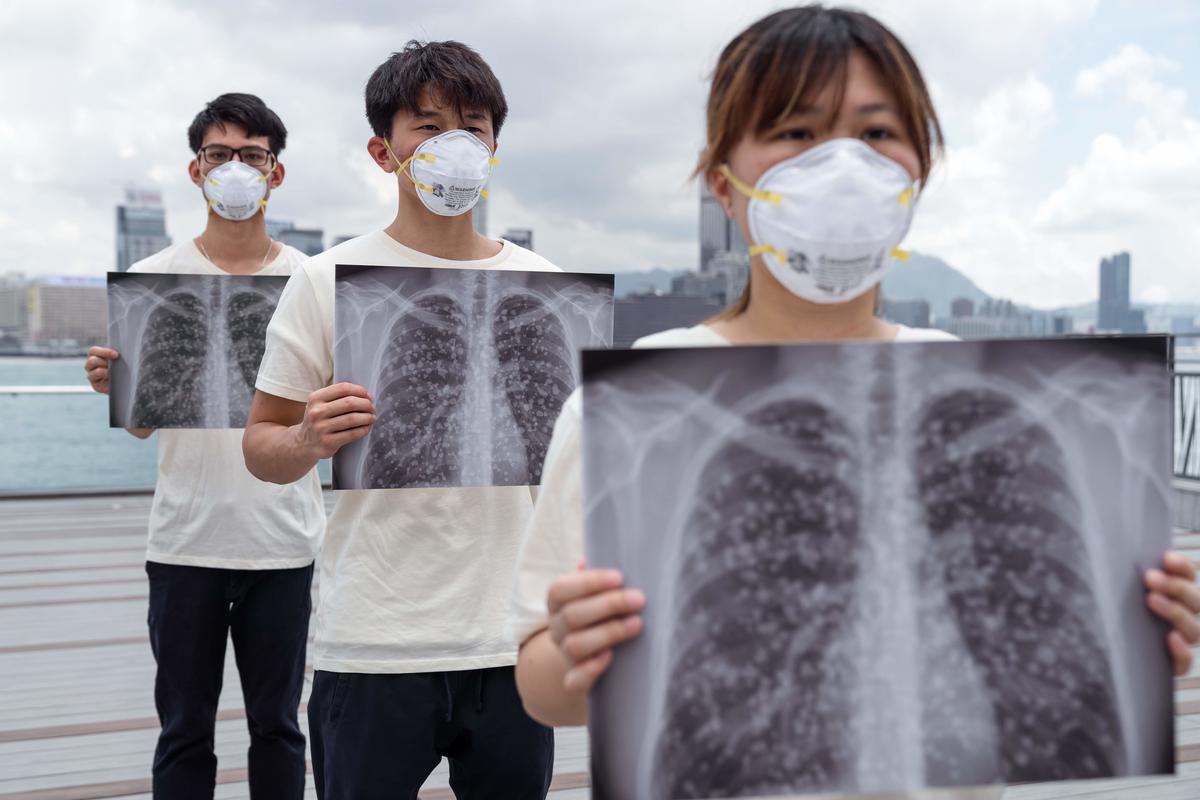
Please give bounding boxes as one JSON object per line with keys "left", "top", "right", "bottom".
{"left": 582, "top": 336, "right": 1173, "bottom": 799}
{"left": 107, "top": 271, "right": 287, "bottom": 429}
{"left": 333, "top": 264, "right": 614, "bottom": 490}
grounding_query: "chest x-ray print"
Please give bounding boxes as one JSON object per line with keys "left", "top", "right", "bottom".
{"left": 582, "top": 336, "right": 1173, "bottom": 799}
{"left": 333, "top": 264, "right": 614, "bottom": 490}
{"left": 107, "top": 271, "right": 287, "bottom": 429}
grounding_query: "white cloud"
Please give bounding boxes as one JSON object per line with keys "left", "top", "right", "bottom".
{"left": 5, "top": 0, "right": 1198, "bottom": 312}
{"left": 1033, "top": 45, "right": 1200, "bottom": 305}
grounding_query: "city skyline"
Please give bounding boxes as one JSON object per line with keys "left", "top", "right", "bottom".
{"left": 2, "top": 1, "right": 1197, "bottom": 309}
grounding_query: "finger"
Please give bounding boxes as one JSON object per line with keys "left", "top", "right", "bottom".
{"left": 85, "top": 356, "right": 111, "bottom": 371}
{"left": 1146, "top": 569, "right": 1200, "bottom": 615}
{"left": 88, "top": 347, "right": 119, "bottom": 360}
{"left": 559, "top": 614, "right": 642, "bottom": 663}
{"left": 546, "top": 569, "right": 624, "bottom": 615}
{"left": 563, "top": 649, "right": 613, "bottom": 694}
{"left": 324, "top": 395, "right": 376, "bottom": 418}
{"left": 310, "top": 382, "right": 372, "bottom": 404}
{"left": 319, "top": 426, "right": 372, "bottom": 456}
{"left": 1147, "top": 592, "right": 1200, "bottom": 643}
{"left": 559, "top": 588, "right": 645, "bottom": 635}
{"left": 88, "top": 366, "right": 109, "bottom": 382}
{"left": 1169, "top": 630, "right": 1193, "bottom": 677}
{"left": 1163, "top": 551, "right": 1198, "bottom": 582}
{"left": 320, "top": 412, "right": 377, "bottom": 434}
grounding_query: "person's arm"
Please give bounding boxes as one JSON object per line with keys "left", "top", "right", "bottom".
{"left": 242, "top": 383, "right": 375, "bottom": 485}
{"left": 516, "top": 567, "right": 645, "bottom": 727}
{"left": 1144, "top": 551, "right": 1200, "bottom": 675}
{"left": 84, "top": 345, "right": 152, "bottom": 439}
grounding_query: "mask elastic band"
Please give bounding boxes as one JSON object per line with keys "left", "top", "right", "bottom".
{"left": 898, "top": 188, "right": 913, "bottom": 208}
{"left": 749, "top": 243, "right": 787, "bottom": 265}
{"left": 383, "top": 140, "right": 436, "bottom": 194}
{"left": 718, "top": 164, "right": 782, "bottom": 205}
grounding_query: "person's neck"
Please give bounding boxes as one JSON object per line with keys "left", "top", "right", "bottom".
{"left": 383, "top": 196, "right": 502, "bottom": 262}
{"left": 195, "top": 213, "right": 273, "bottom": 275}
{"left": 712, "top": 263, "right": 897, "bottom": 344}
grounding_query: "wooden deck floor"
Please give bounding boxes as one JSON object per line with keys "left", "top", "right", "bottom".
{"left": 0, "top": 493, "right": 1197, "bottom": 799}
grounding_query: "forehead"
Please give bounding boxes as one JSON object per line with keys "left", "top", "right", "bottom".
{"left": 400, "top": 87, "right": 492, "bottom": 122}
{"left": 199, "top": 122, "right": 270, "bottom": 148}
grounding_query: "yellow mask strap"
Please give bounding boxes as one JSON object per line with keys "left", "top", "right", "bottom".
{"left": 749, "top": 243, "right": 787, "bottom": 265}
{"left": 898, "top": 187, "right": 913, "bottom": 208}
{"left": 383, "top": 139, "right": 437, "bottom": 194}
{"left": 718, "top": 164, "right": 782, "bottom": 205}
{"left": 891, "top": 247, "right": 910, "bottom": 261}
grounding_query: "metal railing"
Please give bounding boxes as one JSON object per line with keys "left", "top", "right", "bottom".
{"left": 3, "top": 335, "right": 1200, "bottom": 490}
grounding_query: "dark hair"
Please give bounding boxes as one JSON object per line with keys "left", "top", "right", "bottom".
{"left": 365, "top": 40, "right": 508, "bottom": 140}
{"left": 187, "top": 93, "right": 288, "bottom": 155}
{"left": 700, "top": 5, "right": 944, "bottom": 320}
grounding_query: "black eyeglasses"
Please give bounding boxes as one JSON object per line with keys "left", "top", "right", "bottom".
{"left": 197, "top": 145, "right": 275, "bottom": 168}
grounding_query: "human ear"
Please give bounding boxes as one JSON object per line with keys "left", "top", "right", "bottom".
{"left": 708, "top": 167, "right": 735, "bottom": 217}
{"left": 188, "top": 159, "right": 204, "bottom": 189}
{"left": 367, "top": 136, "right": 398, "bottom": 173}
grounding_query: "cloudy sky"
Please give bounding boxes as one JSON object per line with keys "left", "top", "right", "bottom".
{"left": 2, "top": 0, "right": 1197, "bottom": 308}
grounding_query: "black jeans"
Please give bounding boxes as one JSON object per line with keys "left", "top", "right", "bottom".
{"left": 146, "top": 560, "right": 313, "bottom": 800}
{"left": 308, "top": 666, "right": 554, "bottom": 799}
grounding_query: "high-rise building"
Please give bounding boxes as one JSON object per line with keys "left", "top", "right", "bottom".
{"left": 613, "top": 294, "right": 723, "bottom": 347}
{"left": 699, "top": 181, "right": 746, "bottom": 271}
{"left": 0, "top": 274, "right": 27, "bottom": 348}
{"left": 671, "top": 250, "right": 749, "bottom": 308}
{"left": 472, "top": 195, "right": 488, "bottom": 237}
{"left": 116, "top": 188, "right": 171, "bottom": 271}
{"left": 881, "top": 298, "right": 931, "bottom": 329}
{"left": 26, "top": 276, "right": 107, "bottom": 347}
{"left": 950, "top": 297, "right": 975, "bottom": 318}
{"left": 501, "top": 228, "right": 533, "bottom": 251}
{"left": 266, "top": 219, "right": 324, "bottom": 256}
{"left": 1097, "top": 252, "right": 1144, "bottom": 332}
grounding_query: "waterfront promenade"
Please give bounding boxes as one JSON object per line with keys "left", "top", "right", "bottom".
{"left": 0, "top": 492, "right": 1198, "bottom": 799}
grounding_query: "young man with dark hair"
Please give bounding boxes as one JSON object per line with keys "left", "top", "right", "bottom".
{"left": 85, "top": 92, "right": 323, "bottom": 800}
{"left": 243, "top": 42, "right": 556, "bottom": 798}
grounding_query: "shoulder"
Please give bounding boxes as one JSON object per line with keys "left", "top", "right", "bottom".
{"left": 127, "top": 243, "right": 186, "bottom": 274}
{"left": 273, "top": 244, "right": 309, "bottom": 274}
{"left": 895, "top": 325, "right": 960, "bottom": 343}
{"left": 500, "top": 242, "right": 560, "bottom": 272}
{"left": 633, "top": 324, "right": 729, "bottom": 349}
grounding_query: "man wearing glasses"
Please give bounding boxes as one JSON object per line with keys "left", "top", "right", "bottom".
{"left": 84, "top": 93, "right": 323, "bottom": 800}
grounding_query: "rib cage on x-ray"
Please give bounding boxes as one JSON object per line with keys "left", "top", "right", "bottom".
{"left": 645, "top": 362, "right": 1124, "bottom": 797}
{"left": 366, "top": 276, "right": 574, "bottom": 487}
{"left": 654, "top": 400, "right": 862, "bottom": 798}
{"left": 336, "top": 266, "right": 613, "bottom": 489}
{"left": 915, "top": 389, "right": 1122, "bottom": 783}
{"left": 108, "top": 274, "right": 284, "bottom": 428}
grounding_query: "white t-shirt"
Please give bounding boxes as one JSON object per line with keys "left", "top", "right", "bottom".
{"left": 128, "top": 241, "right": 325, "bottom": 570}
{"left": 509, "top": 323, "right": 1000, "bottom": 800}
{"left": 255, "top": 230, "right": 562, "bottom": 673}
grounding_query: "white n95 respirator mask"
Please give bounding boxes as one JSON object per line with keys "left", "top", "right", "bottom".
{"left": 387, "top": 130, "right": 499, "bottom": 217}
{"left": 202, "top": 160, "right": 272, "bottom": 221}
{"left": 720, "top": 138, "right": 917, "bottom": 304}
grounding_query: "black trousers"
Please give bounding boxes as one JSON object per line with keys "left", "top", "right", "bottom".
{"left": 146, "top": 560, "right": 313, "bottom": 800}
{"left": 308, "top": 666, "right": 554, "bottom": 800}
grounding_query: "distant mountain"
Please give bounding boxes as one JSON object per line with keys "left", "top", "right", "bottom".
{"left": 613, "top": 268, "right": 688, "bottom": 298}
{"left": 881, "top": 252, "right": 991, "bottom": 320}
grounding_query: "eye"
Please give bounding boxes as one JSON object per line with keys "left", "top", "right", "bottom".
{"left": 778, "top": 128, "right": 814, "bottom": 141}
{"left": 418, "top": 124, "right": 440, "bottom": 132}
{"left": 465, "top": 126, "right": 485, "bottom": 134}
{"left": 862, "top": 127, "right": 895, "bottom": 141}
